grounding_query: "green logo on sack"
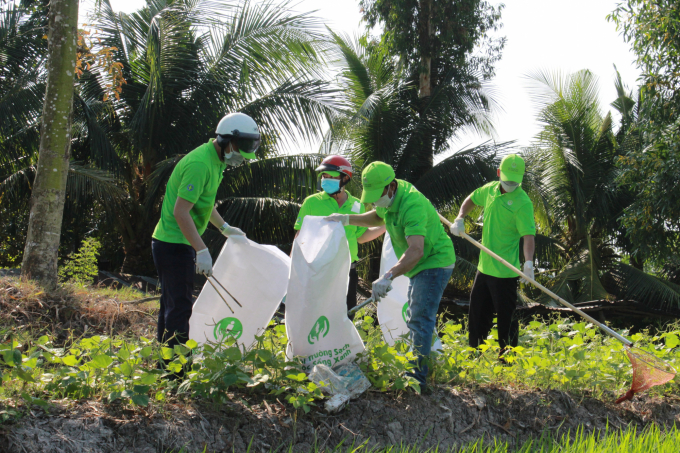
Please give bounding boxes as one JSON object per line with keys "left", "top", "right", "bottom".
{"left": 402, "top": 302, "right": 409, "bottom": 323}
{"left": 214, "top": 317, "right": 243, "bottom": 340}
{"left": 308, "top": 316, "right": 330, "bottom": 345}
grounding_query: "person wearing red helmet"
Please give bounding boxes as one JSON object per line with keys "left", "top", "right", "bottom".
{"left": 293, "top": 155, "right": 385, "bottom": 312}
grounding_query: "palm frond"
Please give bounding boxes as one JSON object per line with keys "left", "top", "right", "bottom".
{"left": 212, "top": 196, "right": 301, "bottom": 250}
{"left": 218, "top": 154, "right": 323, "bottom": 201}
{"left": 414, "top": 141, "right": 507, "bottom": 210}
{"left": 605, "top": 263, "right": 680, "bottom": 311}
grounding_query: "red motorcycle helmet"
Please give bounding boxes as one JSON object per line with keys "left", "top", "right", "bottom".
{"left": 315, "top": 155, "right": 353, "bottom": 178}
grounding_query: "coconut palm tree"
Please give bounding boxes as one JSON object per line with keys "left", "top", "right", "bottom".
{"left": 524, "top": 69, "right": 680, "bottom": 310}
{"left": 1, "top": 0, "right": 340, "bottom": 274}
{"left": 320, "top": 32, "right": 511, "bottom": 288}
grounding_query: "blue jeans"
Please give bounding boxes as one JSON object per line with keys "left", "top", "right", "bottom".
{"left": 406, "top": 267, "right": 453, "bottom": 386}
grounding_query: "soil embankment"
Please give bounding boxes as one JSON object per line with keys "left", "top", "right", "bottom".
{"left": 3, "top": 386, "right": 679, "bottom": 452}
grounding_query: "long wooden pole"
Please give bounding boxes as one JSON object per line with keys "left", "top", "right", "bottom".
{"left": 438, "top": 214, "right": 632, "bottom": 346}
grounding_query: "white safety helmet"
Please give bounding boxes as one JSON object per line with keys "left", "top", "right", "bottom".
{"left": 215, "top": 112, "right": 261, "bottom": 159}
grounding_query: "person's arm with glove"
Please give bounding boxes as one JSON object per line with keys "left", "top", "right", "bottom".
{"left": 174, "top": 197, "right": 213, "bottom": 276}
{"left": 521, "top": 235, "right": 535, "bottom": 284}
{"left": 210, "top": 207, "right": 246, "bottom": 238}
{"left": 373, "top": 235, "right": 425, "bottom": 300}
{"left": 450, "top": 195, "right": 477, "bottom": 236}
{"left": 324, "top": 210, "right": 385, "bottom": 227}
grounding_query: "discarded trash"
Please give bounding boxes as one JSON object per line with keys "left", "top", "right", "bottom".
{"left": 335, "top": 362, "right": 372, "bottom": 398}
{"left": 309, "top": 363, "right": 371, "bottom": 413}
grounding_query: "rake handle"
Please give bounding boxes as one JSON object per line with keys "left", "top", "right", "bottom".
{"left": 438, "top": 214, "right": 632, "bottom": 346}
{"left": 348, "top": 296, "right": 375, "bottom": 316}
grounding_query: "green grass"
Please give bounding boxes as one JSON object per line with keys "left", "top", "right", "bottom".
{"left": 169, "top": 425, "right": 680, "bottom": 452}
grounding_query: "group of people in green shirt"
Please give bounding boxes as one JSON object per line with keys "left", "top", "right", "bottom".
{"left": 152, "top": 113, "right": 536, "bottom": 389}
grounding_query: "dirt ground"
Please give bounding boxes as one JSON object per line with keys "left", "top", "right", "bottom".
{"left": 2, "top": 385, "right": 679, "bottom": 453}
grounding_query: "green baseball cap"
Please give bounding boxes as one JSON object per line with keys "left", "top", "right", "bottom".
{"left": 361, "top": 161, "right": 395, "bottom": 203}
{"left": 318, "top": 170, "right": 341, "bottom": 177}
{"left": 499, "top": 154, "right": 525, "bottom": 183}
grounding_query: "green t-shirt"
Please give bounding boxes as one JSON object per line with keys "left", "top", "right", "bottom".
{"left": 294, "top": 191, "right": 367, "bottom": 262}
{"left": 470, "top": 181, "right": 536, "bottom": 278}
{"left": 152, "top": 139, "right": 227, "bottom": 245}
{"left": 376, "top": 180, "right": 455, "bottom": 278}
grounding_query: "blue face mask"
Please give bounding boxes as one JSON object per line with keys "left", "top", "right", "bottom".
{"left": 321, "top": 178, "right": 341, "bottom": 195}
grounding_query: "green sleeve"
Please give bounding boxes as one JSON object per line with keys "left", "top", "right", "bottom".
{"left": 294, "top": 198, "right": 311, "bottom": 230}
{"left": 516, "top": 201, "right": 536, "bottom": 236}
{"left": 402, "top": 201, "right": 427, "bottom": 237}
{"left": 470, "top": 185, "right": 487, "bottom": 207}
{"left": 355, "top": 203, "right": 368, "bottom": 237}
{"left": 178, "top": 162, "right": 210, "bottom": 204}
{"left": 375, "top": 207, "right": 387, "bottom": 219}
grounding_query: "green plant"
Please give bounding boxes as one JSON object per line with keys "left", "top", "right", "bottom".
{"left": 58, "top": 237, "right": 101, "bottom": 284}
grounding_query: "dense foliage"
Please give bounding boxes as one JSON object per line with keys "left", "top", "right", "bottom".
{"left": 1, "top": 306, "right": 678, "bottom": 412}
{"left": 609, "top": 1, "right": 680, "bottom": 274}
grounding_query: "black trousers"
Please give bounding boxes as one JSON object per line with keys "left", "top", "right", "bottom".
{"left": 468, "top": 271, "right": 519, "bottom": 350}
{"left": 152, "top": 239, "right": 195, "bottom": 348}
{"left": 346, "top": 267, "right": 358, "bottom": 313}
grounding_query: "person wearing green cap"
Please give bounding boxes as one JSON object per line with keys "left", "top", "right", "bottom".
{"left": 325, "top": 161, "right": 455, "bottom": 390}
{"left": 293, "top": 155, "right": 385, "bottom": 312}
{"left": 151, "top": 112, "right": 260, "bottom": 351}
{"left": 450, "top": 153, "right": 536, "bottom": 358}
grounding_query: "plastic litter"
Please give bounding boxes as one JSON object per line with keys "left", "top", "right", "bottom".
{"left": 309, "top": 363, "right": 371, "bottom": 413}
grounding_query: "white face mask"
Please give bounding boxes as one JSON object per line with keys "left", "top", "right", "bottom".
{"left": 500, "top": 180, "right": 519, "bottom": 193}
{"left": 374, "top": 186, "right": 395, "bottom": 208}
{"left": 223, "top": 151, "right": 245, "bottom": 167}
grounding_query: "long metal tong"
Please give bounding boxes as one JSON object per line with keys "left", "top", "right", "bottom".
{"left": 204, "top": 274, "right": 243, "bottom": 314}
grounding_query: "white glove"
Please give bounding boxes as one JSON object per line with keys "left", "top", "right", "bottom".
{"left": 521, "top": 261, "right": 534, "bottom": 284}
{"left": 449, "top": 218, "right": 465, "bottom": 237}
{"left": 195, "top": 248, "right": 213, "bottom": 277}
{"left": 323, "top": 213, "right": 349, "bottom": 226}
{"left": 372, "top": 273, "right": 393, "bottom": 300}
{"left": 219, "top": 222, "right": 246, "bottom": 238}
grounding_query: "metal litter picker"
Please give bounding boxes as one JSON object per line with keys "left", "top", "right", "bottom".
{"left": 438, "top": 214, "right": 676, "bottom": 403}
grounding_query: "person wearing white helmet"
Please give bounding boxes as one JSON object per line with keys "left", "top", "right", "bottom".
{"left": 151, "top": 112, "right": 260, "bottom": 352}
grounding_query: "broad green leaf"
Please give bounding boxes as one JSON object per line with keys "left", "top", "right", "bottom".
{"left": 140, "top": 346, "right": 152, "bottom": 358}
{"left": 286, "top": 373, "right": 306, "bottom": 382}
{"left": 16, "top": 369, "right": 36, "bottom": 383}
{"left": 133, "top": 385, "right": 150, "bottom": 394}
{"left": 119, "top": 361, "right": 133, "bottom": 377}
{"left": 185, "top": 340, "right": 198, "bottom": 349}
{"left": 62, "top": 355, "right": 79, "bottom": 366}
{"left": 139, "top": 372, "right": 157, "bottom": 385}
{"left": 88, "top": 355, "right": 113, "bottom": 369}
{"left": 160, "top": 348, "right": 174, "bottom": 360}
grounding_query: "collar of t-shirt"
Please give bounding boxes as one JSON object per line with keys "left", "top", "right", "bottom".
{"left": 321, "top": 190, "right": 361, "bottom": 213}
{"left": 207, "top": 139, "right": 227, "bottom": 170}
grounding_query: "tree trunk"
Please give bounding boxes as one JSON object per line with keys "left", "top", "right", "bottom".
{"left": 415, "top": 0, "right": 434, "bottom": 179}
{"left": 21, "top": 0, "right": 79, "bottom": 290}
{"left": 418, "top": 0, "right": 432, "bottom": 100}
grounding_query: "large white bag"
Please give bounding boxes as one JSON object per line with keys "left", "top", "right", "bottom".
{"left": 285, "top": 216, "right": 364, "bottom": 371}
{"left": 377, "top": 232, "right": 443, "bottom": 351}
{"left": 189, "top": 237, "right": 290, "bottom": 349}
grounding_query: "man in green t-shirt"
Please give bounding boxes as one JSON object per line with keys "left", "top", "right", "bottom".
{"left": 294, "top": 155, "right": 385, "bottom": 312}
{"left": 325, "top": 161, "right": 455, "bottom": 390}
{"left": 151, "top": 112, "right": 260, "bottom": 349}
{"left": 450, "top": 154, "right": 536, "bottom": 357}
